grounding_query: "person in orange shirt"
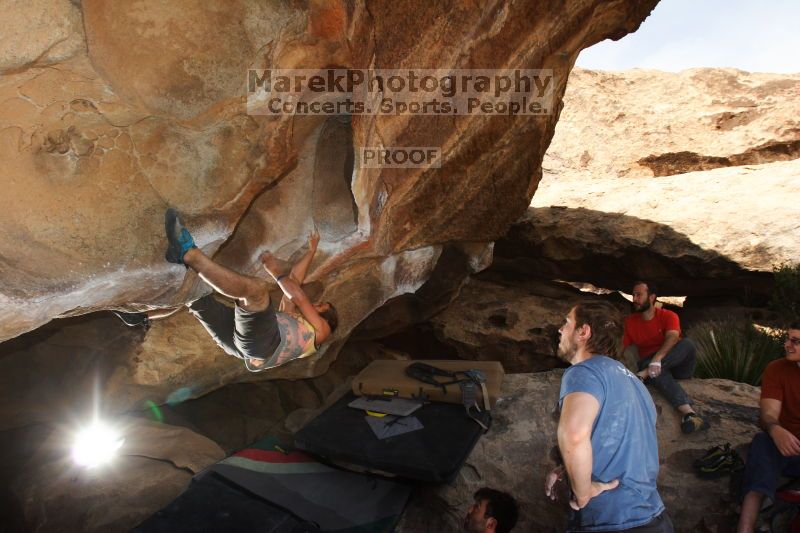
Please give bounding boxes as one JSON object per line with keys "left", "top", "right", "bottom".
{"left": 737, "top": 324, "right": 800, "bottom": 533}
{"left": 623, "top": 281, "right": 708, "bottom": 434}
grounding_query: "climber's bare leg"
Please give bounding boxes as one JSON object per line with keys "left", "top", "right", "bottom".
{"left": 182, "top": 248, "right": 269, "bottom": 312}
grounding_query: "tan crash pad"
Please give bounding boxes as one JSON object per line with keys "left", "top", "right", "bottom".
{"left": 352, "top": 360, "right": 505, "bottom": 408}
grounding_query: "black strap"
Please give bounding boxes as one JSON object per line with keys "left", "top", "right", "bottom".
{"left": 406, "top": 362, "right": 456, "bottom": 393}
{"left": 406, "top": 363, "right": 492, "bottom": 428}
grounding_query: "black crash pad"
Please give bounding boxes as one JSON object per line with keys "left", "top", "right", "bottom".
{"left": 294, "top": 392, "right": 490, "bottom": 483}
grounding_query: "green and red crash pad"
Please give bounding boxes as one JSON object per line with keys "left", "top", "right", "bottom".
{"left": 133, "top": 436, "right": 411, "bottom": 533}
{"left": 131, "top": 471, "right": 319, "bottom": 533}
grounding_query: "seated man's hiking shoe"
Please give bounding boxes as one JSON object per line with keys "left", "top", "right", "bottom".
{"left": 694, "top": 442, "right": 731, "bottom": 469}
{"left": 681, "top": 412, "right": 710, "bottom": 434}
{"left": 695, "top": 447, "right": 744, "bottom": 479}
{"left": 164, "top": 208, "right": 196, "bottom": 265}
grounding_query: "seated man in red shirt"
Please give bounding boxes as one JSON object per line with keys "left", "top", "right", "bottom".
{"left": 737, "top": 324, "right": 800, "bottom": 532}
{"left": 623, "top": 281, "right": 708, "bottom": 434}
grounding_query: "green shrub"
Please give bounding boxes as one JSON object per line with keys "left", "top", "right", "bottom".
{"left": 688, "top": 320, "right": 785, "bottom": 386}
{"left": 771, "top": 263, "right": 800, "bottom": 323}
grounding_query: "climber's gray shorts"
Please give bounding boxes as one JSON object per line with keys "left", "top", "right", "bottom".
{"left": 188, "top": 295, "right": 280, "bottom": 360}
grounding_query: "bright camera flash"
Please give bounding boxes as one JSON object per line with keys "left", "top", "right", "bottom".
{"left": 71, "top": 420, "right": 124, "bottom": 467}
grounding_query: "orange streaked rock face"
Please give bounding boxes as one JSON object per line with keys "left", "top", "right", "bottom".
{"left": 0, "top": 1, "right": 660, "bottom": 374}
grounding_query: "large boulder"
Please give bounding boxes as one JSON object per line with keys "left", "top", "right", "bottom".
{"left": 397, "top": 372, "right": 760, "bottom": 532}
{"left": 531, "top": 161, "right": 800, "bottom": 279}
{"left": 542, "top": 68, "right": 800, "bottom": 181}
{"left": 494, "top": 201, "right": 778, "bottom": 300}
{"left": 428, "top": 275, "right": 627, "bottom": 372}
{"left": 0, "top": 0, "right": 85, "bottom": 71}
{"left": 0, "top": 0, "right": 661, "bottom": 354}
{"left": 523, "top": 68, "right": 800, "bottom": 297}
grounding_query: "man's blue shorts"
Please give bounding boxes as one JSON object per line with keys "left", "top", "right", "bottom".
{"left": 741, "top": 431, "right": 800, "bottom": 501}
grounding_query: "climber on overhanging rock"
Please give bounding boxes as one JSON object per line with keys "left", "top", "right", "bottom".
{"left": 163, "top": 208, "right": 338, "bottom": 372}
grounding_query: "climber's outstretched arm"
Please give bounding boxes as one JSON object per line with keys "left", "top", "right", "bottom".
{"left": 279, "top": 231, "right": 319, "bottom": 314}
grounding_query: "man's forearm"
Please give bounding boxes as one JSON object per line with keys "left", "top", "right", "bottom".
{"left": 652, "top": 334, "right": 680, "bottom": 361}
{"left": 559, "top": 432, "right": 594, "bottom": 504}
{"left": 761, "top": 413, "right": 782, "bottom": 435}
{"left": 290, "top": 245, "right": 317, "bottom": 285}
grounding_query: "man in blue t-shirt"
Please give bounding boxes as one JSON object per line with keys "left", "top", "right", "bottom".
{"left": 545, "top": 301, "right": 672, "bottom": 532}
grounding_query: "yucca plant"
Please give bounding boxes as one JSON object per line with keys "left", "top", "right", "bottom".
{"left": 688, "top": 320, "right": 785, "bottom": 386}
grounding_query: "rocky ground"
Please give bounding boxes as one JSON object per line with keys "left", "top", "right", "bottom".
{"left": 397, "top": 373, "right": 761, "bottom": 533}
{"left": 2, "top": 331, "right": 763, "bottom": 532}
{"left": 532, "top": 67, "right": 800, "bottom": 297}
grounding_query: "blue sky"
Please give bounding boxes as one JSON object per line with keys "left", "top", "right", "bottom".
{"left": 577, "top": 0, "right": 800, "bottom": 73}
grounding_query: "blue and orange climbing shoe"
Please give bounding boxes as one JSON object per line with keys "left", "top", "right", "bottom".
{"left": 164, "top": 208, "right": 196, "bottom": 265}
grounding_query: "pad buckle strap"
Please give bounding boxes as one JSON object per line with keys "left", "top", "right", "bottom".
{"left": 458, "top": 380, "right": 489, "bottom": 431}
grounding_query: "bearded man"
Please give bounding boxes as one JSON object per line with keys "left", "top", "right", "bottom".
{"left": 623, "top": 281, "right": 707, "bottom": 434}
{"left": 546, "top": 300, "right": 672, "bottom": 532}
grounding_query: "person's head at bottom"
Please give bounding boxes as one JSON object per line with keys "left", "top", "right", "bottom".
{"left": 463, "top": 487, "right": 518, "bottom": 533}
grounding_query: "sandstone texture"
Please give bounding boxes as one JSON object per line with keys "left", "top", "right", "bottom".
{"left": 542, "top": 68, "right": 800, "bottom": 181}
{"left": 397, "top": 372, "right": 761, "bottom": 533}
{"left": 0, "top": 0, "right": 85, "bottom": 71}
{"left": 496, "top": 198, "right": 782, "bottom": 299}
{"left": 429, "top": 274, "right": 627, "bottom": 372}
{"left": 524, "top": 68, "right": 800, "bottom": 296}
{"left": 531, "top": 161, "right": 800, "bottom": 283}
{"left": 0, "top": 0, "right": 661, "bottom": 358}
{"left": 352, "top": 242, "right": 495, "bottom": 340}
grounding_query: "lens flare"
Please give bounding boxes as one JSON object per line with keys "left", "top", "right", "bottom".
{"left": 166, "top": 387, "right": 192, "bottom": 405}
{"left": 145, "top": 400, "right": 164, "bottom": 423}
{"left": 71, "top": 420, "right": 124, "bottom": 467}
